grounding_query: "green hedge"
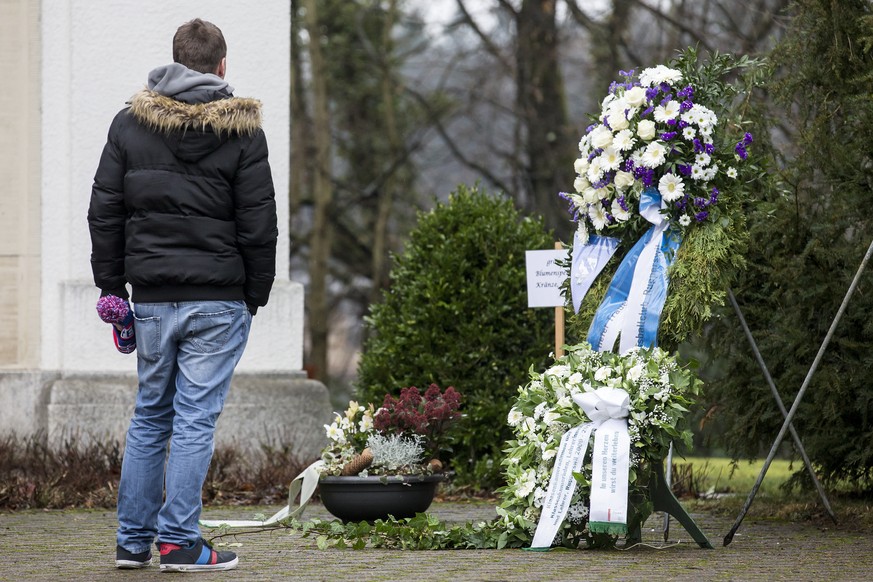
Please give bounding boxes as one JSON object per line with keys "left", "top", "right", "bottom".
{"left": 355, "top": 184, "right": 554, "bottom": 488}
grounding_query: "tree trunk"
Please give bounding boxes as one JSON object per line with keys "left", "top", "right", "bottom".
{"left": 303, "top": 0, "right": 333, "bottom": 384}
{"left": 516, "top": 0, "right": 575, "bottom": 237}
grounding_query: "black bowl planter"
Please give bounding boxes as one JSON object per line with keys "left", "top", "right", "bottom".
{"left": 318, "top": 474, "right": 447, "bottom": 523}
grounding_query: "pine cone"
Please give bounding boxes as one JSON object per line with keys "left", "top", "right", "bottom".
{"left": 340, "top": 448, "right": 374, "bottom": 476}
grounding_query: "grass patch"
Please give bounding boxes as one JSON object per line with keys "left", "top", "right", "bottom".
{"left": 671, "top": 456, "right": 797, "bottom": 498}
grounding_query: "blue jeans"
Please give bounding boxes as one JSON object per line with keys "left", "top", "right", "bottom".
{"left": 117, "top": 301, "right": 251, "bottom": 553}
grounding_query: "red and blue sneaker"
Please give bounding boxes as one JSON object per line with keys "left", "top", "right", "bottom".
{"left": 158, "top": 538, "right": 238, "bottom": 572}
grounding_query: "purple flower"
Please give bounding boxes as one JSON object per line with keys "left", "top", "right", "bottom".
{"left": 695, "top": 211, "right": 710, "bottom": 222}
{"left": 694, "top": 197, "right": 708, "bottom": 208}
{"left": 677, "top": 164, "right": 692, "bottom": 176}
{"left": 641, "top": 106, "right": 654, "bottom": 117}
{"left": 660, "top": 131, "right": 678, "bottom": 141}
{"left": 677, "top": 120, "right": 689, "bottom": 129}
{"left": 618, "top": 69, "right": 635, "bottom": 78}
{"left": 586, "top": 124, "right": 596, "bottom": 134}
{"left": 693, "top": 138, "right": 704, "bottom": 153}
{"left": 705, "top": 142, "right": 715, "bottom": 155}
{"left": 659, "top": 82, "right": 672, "bottom": 94}
{"left": 645, "top": 88, "right": 659, "bottom": 101}
{"left": 743, "top": 132, "right": 753, "bottom": 145}
{"left": 666, "top": 119, "right": 677, "bottom": 126}
{"left": 710, "top": 187, "right": 720, "bottom": 204}
{"left": 676, "top": 195, "right": 689, "bottom": 211}
{"left": 617, "top": 196, "right": 629, "bottom": 212}
{"left": 680, "top": 99, "right": 694, "bottom": 112}
{"left": 676, "top": 85, "right": 695, "bottom": 100}
{"left": 620, "top": 159, "right": 635, "bottom": 172}
{"left": 735, "top": 143, "right": 748, "bottom": 160}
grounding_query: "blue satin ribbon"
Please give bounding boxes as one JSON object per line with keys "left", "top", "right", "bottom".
{"left": 587, "top": 189, "right": 681, "bottom": 353}
{"left": 571, "top": 232, "right": 620, "bottom": 313}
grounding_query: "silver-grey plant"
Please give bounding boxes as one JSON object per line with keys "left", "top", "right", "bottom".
{"left": 367, "top": 433, "right": 425, "bottom": 473}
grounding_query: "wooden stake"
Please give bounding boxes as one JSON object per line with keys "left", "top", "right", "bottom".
{"left": 555, "top": 242, "right": 565, "bottom": 358}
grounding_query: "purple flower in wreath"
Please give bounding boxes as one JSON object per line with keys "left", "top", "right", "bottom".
{"left": 735, "top": 142, "right": 748, "bottom": 160}
{"left": 695, "top": 210, "right": 709, "bottom": 222}
{"left": 743, "top": 132, "right": 753, "bottom": 145}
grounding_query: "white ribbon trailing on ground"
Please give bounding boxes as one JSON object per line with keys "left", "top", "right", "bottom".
{"left": 530, "top": 388, "right": 631, "bottom": 548}
{"left": 199, "top": 461, "right": 323, "bottom": 528}
{"left": 586, "top": 189, "right": 681, "bottom": 354}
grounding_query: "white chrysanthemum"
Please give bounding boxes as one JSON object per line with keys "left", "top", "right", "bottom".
{"left": 641, "top": 141, "right": 667, "bottom": 168}
{"left": 586, "top": 157, "right": 604, "bottom": 183}
{"left": 507, "top": 407, "right": 523, "bottom": 426}
{"left": 533, "top": 401, "right": 547, "bottom": 420}
{"left": 599, "top": 147, "right": 622, "bottom": 171}
{"left": 568, "top": 372, "right": 584, "bottom": 386}
{"left": 521, "top": 417, "right": 536, "bottom": 434}
{"left": 588, "top": 203, "right": 608, "bottom": 230}
{"left": 703, "top": 166, "right": 718, "bottom": 181}
{"left": 359, "top": 414, "right": 373, "bottom": 433}
{"left": 611, "top": 199, "right": 630, "bottom": 222}
{"left": 690, "top": 164, "right": 706, "bottom": 180}
{"left": 613, "top": 129, "right": 635, "bottom": 151}
{"left": 516, "top": 469, "right": 537, "bottom": 498}
{"left": 624, "top": 85, "right": 647, "bottom": 106}
{"left": 658, "top": 173, "right": 685, "bottom": 202}
{"left": 695, "top": 152, "right": 711, "bottom": 166}
{"left": 590, "top": 125, "right": 614, "bottom": 149}
{"left": 547, "top": 364, "right": 571, "bottom": 378}
{"left": 653, "top": 100, "right": 681, "bottom": 123}
{"left": 682, "top": 126, "right": 696, "bottom": 140}
{"left": 679, "top": 215, "right": 692, "bottom": 226}
{"left": 637, "top": 119, "right": 656, "bottom": 141}
{"left": 573, "top": 175, "right": 589, "bottom": 193}
{"left": 574, "top": 157, "right": 589, "bottom": 175}
{"left": 543, "top": 410, "right": 561, "bottom": 425}
{"left": 726, "top": 167, "right": 738, "bottom": 179}
{"left": 578, "top": 135, "right": 592, "bottom": 155}
{"left": 639, "top": 65, "right": 682, "bottom": 87}
{"left": 542, "top": 448, "right": 557, "bottom": 462}
{"left": 600, "top": 92, "right": 617, "bottom": 111}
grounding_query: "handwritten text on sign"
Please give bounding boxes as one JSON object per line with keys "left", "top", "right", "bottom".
{"left": 525, "top": 249, "right": 569, "bottom": 308}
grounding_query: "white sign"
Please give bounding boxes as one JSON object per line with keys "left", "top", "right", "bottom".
{"left": 525, "top": 249, "right": 569, "bottom": 308}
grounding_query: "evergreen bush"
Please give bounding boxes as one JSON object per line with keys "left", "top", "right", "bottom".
{"left": 355, "top": 184, "right": 554, "bottom": 488}
{"left": 700, "top": 0, "right": 873, "bottom": 491}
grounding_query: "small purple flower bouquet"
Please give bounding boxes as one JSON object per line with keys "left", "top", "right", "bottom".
{"left": 96, "top": 295, "right": 136, "bottom": 354}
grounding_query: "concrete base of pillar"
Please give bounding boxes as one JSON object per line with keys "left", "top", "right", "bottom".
{"left": 1, "top": 371, "right": 332, "bottom": 462}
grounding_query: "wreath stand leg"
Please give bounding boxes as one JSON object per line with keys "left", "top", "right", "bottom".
{"left": 627, "top": 462, "right": 713, "bottom": 548}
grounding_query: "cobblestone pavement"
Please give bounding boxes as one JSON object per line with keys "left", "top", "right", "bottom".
{"left": 3, "top": 501, "right": 871, "bottom": 581}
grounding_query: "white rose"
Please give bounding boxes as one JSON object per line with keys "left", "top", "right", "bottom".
{"left": 614, "top": 170, "right": 635, "bottom": 190}
{"left": 590, "top": 125, "right": 614, "bottom": 149}
{"left": 607, "top": 112, "right": 629, "bottom": 131}
{"left": 624, "top": 86, "right": 647, "bottom": 107}
{"left": 573, "top": 157, "right": 589, "bottom": 175}
{"left": 637, "top": 119, "right": 656, "bottom": 141}
{"left": 573, "top": 176, "right": 589, "bottom": 193}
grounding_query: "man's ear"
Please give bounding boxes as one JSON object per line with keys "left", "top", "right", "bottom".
{"left": 216, "top": 57, "right": 226, "bottom": 79}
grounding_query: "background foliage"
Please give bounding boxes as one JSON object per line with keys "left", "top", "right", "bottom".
{"left": 355, "top": 184, "right": 554, "bottom": 488}
{"left": 697, "top": 0, "right": 873, "bottom": 490}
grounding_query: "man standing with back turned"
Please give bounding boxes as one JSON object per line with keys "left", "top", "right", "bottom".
{"left": 88, "top": 18, "right": 277, "bottom": 572}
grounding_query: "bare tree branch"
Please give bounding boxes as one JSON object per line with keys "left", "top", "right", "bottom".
{"left": 455, "top": 0, "right": 514, "bottom": 71}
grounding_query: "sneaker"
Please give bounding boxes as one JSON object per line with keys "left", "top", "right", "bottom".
{"left": 158, "top": 538, "right": 238, "bottom": 572}
{"left": 116, "top": 545, "right": 152, "bottom": 569}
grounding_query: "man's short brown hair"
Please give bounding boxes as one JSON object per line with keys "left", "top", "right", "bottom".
{"left": 173, "top": 18, "right": 227, "bottom": 74}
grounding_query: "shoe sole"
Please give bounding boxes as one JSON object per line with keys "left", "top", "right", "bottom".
{"left": 116, "top": 559, "right": 152, "bottom": 569}
{"left": 160, "top": 557, "right": 238, "bottom": 572}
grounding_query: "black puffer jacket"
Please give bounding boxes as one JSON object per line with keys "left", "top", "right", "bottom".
{"left": 88, "top": 88, "right": 278, "bottom": 313}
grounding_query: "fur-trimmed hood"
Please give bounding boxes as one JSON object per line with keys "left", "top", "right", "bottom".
{"left": 128, "top": 89, "right": 262, "bottom": 136}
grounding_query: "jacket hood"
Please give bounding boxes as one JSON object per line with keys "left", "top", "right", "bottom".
{"left": 128, "top": 90, "right": 262, "bottom": 162}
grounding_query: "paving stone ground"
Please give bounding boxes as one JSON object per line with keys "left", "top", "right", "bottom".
{"left": 3, "top": 500, "right": 871, "bottom": 581}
